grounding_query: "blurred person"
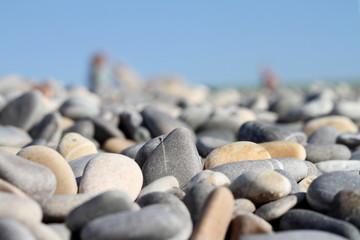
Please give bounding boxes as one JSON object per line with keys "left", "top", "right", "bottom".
{"left": 260, "top": 65, "right": 280, "bottom": 90}
{"left": 89, "top": 52, "right": 111, "bottom": 94}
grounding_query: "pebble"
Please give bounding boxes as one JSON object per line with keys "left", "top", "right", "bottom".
{"left": 0, "top": 178, "right": 27, "bottom": 196}
{"left": 351, "top": 150, "right": 360, "bottom": 160}
{"left": 229, "top": 169, "right": 291, "bottom": 204}
{"left": 275, "top": 169, "right": 300, "bottom": 193}
{"left": 336, "top": 132, "right": 360, "bottom": 149}
{"left": 304, "top": 115, "right": 358, "bottom": 136}
{"left": 119, "top": 110, "right": 143, "bottom": 139}
{"left": 0, "top": 146, "right": 21, "bottom": 155}
{"left": 179, "top": 104, "right": 212, "bottom": 129}
{"left": 255, "top": 195, "right": 298, "bottom": 220}
{"left": 47, "top": 223, "right": 71, "bottom": 240}
{"left": 238, "top": 230, "right": 348, "bottom": 240}
{"left": 18, "top": 145, "right": 78, "bottom": 195}
{"left": 41, "top": 194, "right": 92, "bottom": 222}
{"left": 259, "top": 141, "right": 306, "bottom": 160}
{"left": 196, "top": 136, "right": 230, "bottom": 158}
{"left": 27, "top": 222, "right": 63, "bottom": 240}
{"left": 300, "top": 97, "right": 334, "bottom": 119}
{"left": 331, "top": 190, "right": 360, "bottom": 228}
{"left": 233, "top": 198, "right": 256, "bottom": 215}
{"left": 198, "top": 128, "right": 236, "bottom": 142}
{"left": 298, "top": 175, "right": 317, "bottom": 192}
{"left": 204, "top": 141, "right": 271, "bottom": 169}
{"left": 0, "top": 90, "right": 43, "bottom": 131}
{"left": 59, "top": 96, "right": 100, "bottom": 120}
{"left": 211, "top": 157, "right": 308, "bottom": 182}
{"left": 307, "top": 171, "right": 360, "bottom": 213}
{"left": 0, "top": 149, "right": 56, "bottom": 201}
{"left": 0, "top": 125, "right": 31, "bottom": 147}
{"left": 66, "top": 190, "right": 137, "bottom": 232}
{"left": 68, "top": 153, "right": 97, "bottom": 179}
{"left": 305, "top": 144, "right": 351, "bottom": 163}
{"left": 0, "top": 218, "right": 36, "bottom": 240}
{"left": 79, "top": 153, "right": 143, "bottom": 200}
{"left": 308, "top": 126, "right": 340, "bottom": 145}
{"left": 102, "top": 137, "right": 136, "bottom": 153}
{"left": 63, "top": 119, "right": 95, "bottom": 140}
{"left": 138, "top": 176, "right": 179, "bottom": 198}
{"left": 316, "top": 160, "right": 360, "bottom": 173}
{"left": 182, "top": 170, "right": 230, "bottom": 193}
{"left": 30, "top": 112, "right": 62, "bottom": 147}
{"left": 191, "top": 187, "right": 234, "bottom": 240}
{"left": 229, "top": 212, "right": 273, "bottom": 240}
{"left": 237, "top": 120, "right": 307, "bottom": 144}
{"left": 0, "top": 192, "right": 42, "bottom": 226}
{"left": 334, "top": 100, "right": 360, "bottom": 120}
{"left": 119, "top": 142, "right": 145, "bottom": 159}
{"left": 90, "top": 117, "right": 125, "bottom": 145}
{"left": 279, "top": 209, "right": 360, "bottom": 240}
{"left": 134, "top": 134, "right": 166, "bottom": 167}
{"left": 142, "top": 127, "right": 202, "bottom": 188}
{"left": 58, "top": 132, "right": 98, "bottom": 162}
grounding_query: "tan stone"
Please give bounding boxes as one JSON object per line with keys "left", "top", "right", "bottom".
{"left": 304, "top": 115, "right": 358, "bottom": 136}
{"left": 138, "top": 176, "right": 179, "bottom": 198}
{"left": 183, "top": 170, "right": 230, "bottom": 193}
{"left": 0, "top": 146, "right": 21, "bottom": 155}
{"left": 79, "top": 153, "right": 143, "bottom": 201}
{"left": 229, "top": 169, "right": 292, "bottom": 204}
{"left": 235, "top": 107, "right": 257, "bottom": 125}
{"left": 0, "top": 178, "right": 27, "bottom": 197}
{"left": 259, "top": 141, "right": 306, "bottom": 160}
{"left": 60, "top": 116, "right": 74, "bottom": 130}
{"left": 204, "top": 141, "right": 271, "bottom": 169}
{"left": 58, "top": 132, "right": 97, "bottom": 162}
{"left": 229, "top": 212, "right": 273, "bottom": 240}
{"left": 102, "top": 137, "right": 136, "bottom": 153}
{"left": 299, "top": 175, "right": 317, "bottom": 192}
{"left": 233, "top": 198, "right": 256, "bottom": 216}
{"left": 18, "top": 145, "right": 78, "bottom": 195}
{"left": 191, "top": 187, "right": 234, "bottom": 240}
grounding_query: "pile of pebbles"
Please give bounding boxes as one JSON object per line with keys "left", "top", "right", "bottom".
{"left": 1, "top": 75, "right": 360, "bottom": 239}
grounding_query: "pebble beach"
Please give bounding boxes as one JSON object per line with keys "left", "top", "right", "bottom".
{"left": 1, "top": 74, "right": 360, "bottom": 240}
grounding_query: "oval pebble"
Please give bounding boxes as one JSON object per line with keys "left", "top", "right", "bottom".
{"left": 305, "top": 144, "right": 351, "bottom": 163}
{"left": 304, "top": 115, "right": 358, "bottom": 136}
{"left": 255, "top": 195, "right": 297, "bottom": 221}
{"left": 316, "top": 160, "right": 360, "bottom": 173}
{"left": 58, "top": 132, "right": 97, "bottom": 162}
{"left": 230, "top": 212, "right": 273, "bottom": 239}
{"left": 332, "top": 190, "right": 360, "bottom": 228}
{"left": 259, "top": 141, "right": 306, "bottom": 160}
{"left": 182, "top": 170, "right": 230, "bottom": 193}
{"left": 0, "top": 218, "right": 36, "bottom": 240}
{"left": 238, "top": 230, "right": 348, "bottom": 240}
{"left": 138, "top": 176, "right": 179, "bottom": 199}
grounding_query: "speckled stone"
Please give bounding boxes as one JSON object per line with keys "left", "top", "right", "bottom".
{"left": 79, "top": 153, "right": 143, "bottom": 200}
{"left": 204, "top": 141, "right": 271, "bottom": 169}
{"left": 304, "top": 115, "right": 358, "bottom": 136}
{"left": 18, "top": 145, "right": 77, "bottom": 195}
{"left": 58, "top": 132, "right": 98, "bottom": 162}
{"left": 259, "top": 141, "right": 306, "bottom": 160}
{"left": 134, "top": 134, "right": 166, "bottom": 168}
{"left": 229, "top": 169, "right": 292, "bottom": 204}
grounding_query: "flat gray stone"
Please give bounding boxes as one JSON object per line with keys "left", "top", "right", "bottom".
{"left": 316, "top": 160, "right": 360, "bottom": 173}
{"left": 59, "top": 97, "right": 100, "bottom": 120}
{"left": 255, "top": 195, "right": 297, "bottom": 221}
{"left": 0, "top": 125, "right": 31, "bottom": 147}
{"left": 239, "top": 230, "right": 348, "bottom": 240}
{"left": 305, "top": 144, "right": 351, "bottom": 163}
{"left": 308, "top": 126, "right": 339, "bottom": 145}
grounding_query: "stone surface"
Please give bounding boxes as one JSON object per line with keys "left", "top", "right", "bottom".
{"left": 0, "top": 90, "right": 43, "bottom": 131}
{"left": 238, "top": 230, "right": 348, "bottom": 240}
{"left": 196, "top": 136, "right": 230, "bottom": 158}
{"left": 229, "top": 169, "right": 291, "bottom": 204}
{"left": 0, "top": 125, "right": 31, "bottom": 147}
{"left": 18, "top": 145, "right": 78, "bottom": 195}
{"left": 69, "top": 153, "right": 98, "bottom": 179}
{"left": 305, "top": 144, "right": 351, "bottom": 163}
{"left": 191, "top": 187, "right": 234, "bottom": 240}
{"left": 47, "top": 224, "right": 71, "bottom": 240}
{"left": 30, "top": 112, "right": 62, "bottom": 147}
{"left": 332, "top": 190, "right": 360, "bottom": 228}
{"left": 179, "top": 104, "right": 212, "bottom": 130}
{"left": 0, "top": 192, "right": 42, "bottom": 226}
{"left": 316, "top": 160, "right": 360, "bottom": 173}
{"left": 142, "top": 127, "right": 202, "bottom": 188}
{"left": 66, "top": 190, "right": 137, "bottom": 232}
{"left": 58, "top": 132, "right": 98, "bottom": 162}
{"left": 27, "top": 222, "right": 63, "bottom": 240}
{"left": 102, "top": 137, "right": 136, "bottom": 153}
{"left": 233, "top": 198, "right": 256, "bottom": 215}
{"left": 0, "top": 149, "right": 56, "bottom": 201}
{"left": 280, "top": 209, "right": 360, "bottom": 240}
{"left": 211, "top": 157, "right": 308, "bottom": 182}
{"left": 259, "top": 141, "right": 306, "bottom": 160}
{"left": 307, "top": 171, "right": 360, "bottom": 213}
{"left": 79, "top": 153, "right": 143, "bottom": 200}
{"left": 237, "top": 120, "right": 307, "bottom": 144}
{"left": 308, "top": 126, "right": 340, "bottom": 145}
{"left": 59, "top": 97, "right": 100, "bottom": 120}
{"left": 304, "top": 115, "right": 358, "bottom": 136}
{"left": 298, "top": 175, "right": 317, "bottom": 192}
{"left": 0, "top": 218, "right": 36, "bottom": 240}
{"left": 134, "top": 134, "right": 166, "bottom": 168}
{"left": 255, "top": 195, "right": 297, "bottom": 221}
{"left": 120, "top": 142, "right": 145, "bottom": 159}
{"left": 334, "top": 100, "right": 360, "bottom": 120}
{"left": 138, "top": 176, "right": 179, "bottom": 199}
{"left": 63, "top": 119, "right": 94, "bottom": 140}
{"left": 182, "top": 170, "right": 230, "bottom": 193}
{"left": 41, "top": 194, "right": 92, "bottom": 222}
{"left": 90, "top": 117, "right": 125, "bottom": 145}
{"left": 204, "top": 141, "right": 271, "bottom": 169}
{"left": 336, "top": 132, "right": 360, "bottom": 149}
{"left": 0, "top": 178, "right": 27, "bottom": 196}
{"left": 229, "top": 212, "right": 273, "bottom": 240}
{"left": 275, "top": 169, "right": 300, "bottom": 193}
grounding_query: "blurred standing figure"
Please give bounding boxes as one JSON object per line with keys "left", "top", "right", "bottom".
{"left": 89, "top": 52, "right": 111, "bottom": 94}
{"left": 260, "top": 66, "right": 280, "bottom": 90}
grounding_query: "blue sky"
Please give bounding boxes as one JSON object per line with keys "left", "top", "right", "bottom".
{"left": 1, "top": 1, "right": 360, "bottom": 87}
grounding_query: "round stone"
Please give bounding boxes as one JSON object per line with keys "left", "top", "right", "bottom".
{"left": 229, "top": 169, "right": 292, "bottom": 204}
{"left": 79, "top": 153, "right": 143, "bottom": 200}
{"left": 255, "top": 195, "right": 297, "bottom": 221}
{"left": 138, "top": 176, "right": 179, "bottom": 199}
{"left": 58, "top": 132, "right": 98, "bottom": 162}
{"left": 18, "top": 145, "right": 78, "bottom": 195}
{"left": 259, "top": 141, "right": 306, "bottom": 160}
{"left": 183, "top": 170, "right": 230, "bottom": 193}
{"left": 102, "top": 137, "right": 136, "bottom": 153}
{"left": 204, "top": 141, "right": 271, "bottom": 169}
{"left": 233, "top": 198, "right": 256, "bottom": 216}
{"left": 304, "top": 115, "right": 358, "bottom": 136}
{"left": 308, "top": 126, "right": 340, "bottom": 145}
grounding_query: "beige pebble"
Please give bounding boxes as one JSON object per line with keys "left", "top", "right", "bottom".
{"left": 27, "top": 222, "right": 63, "bottom": 240}
{"left": 0, "top": 178, "right": 28, "bottom": 197}
{"left": 18, "top": 145, "right": 78, "bottom": 195}
{"left": 138, "top": 176, "right": 179, "bottom": 198}
{"left": 0, "top": 146, "right": 21, "bottom": 155}
{"left": 204, "top": 141, "right": 271, "bottom": 169}
{"left": 259, "top": 141, "right": 306, "bottom": 160}
{"left": 79, "top": 153, "right": 143, "bottom": 201}
{"left": 299, "top": 175, "right": 317, "bottom": 192}
{"left": 58, "top": 132, "right": 97, "bottom": 162}
{"left": 233, "top": 198, "right": 256, "bottom": 216}
{"left": 304, "top": 115, "right": 358, "bottom": 136}
{"left": 60, "top": 116, "right": 74, "bottom": 130}
{"left": 191, "top": 187, "right": 234, "bottom": 240}
{"left": 102, "top": 137, "right": 136, "bottom": 153}
{"left": 229, "top": 169, "right": 292, "bottom": 204}
{"left": 229, "top": 212, "right": 273, "bottom": 240}
{"left": 183, "top": 170, "right": 230, "bottom": 193}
